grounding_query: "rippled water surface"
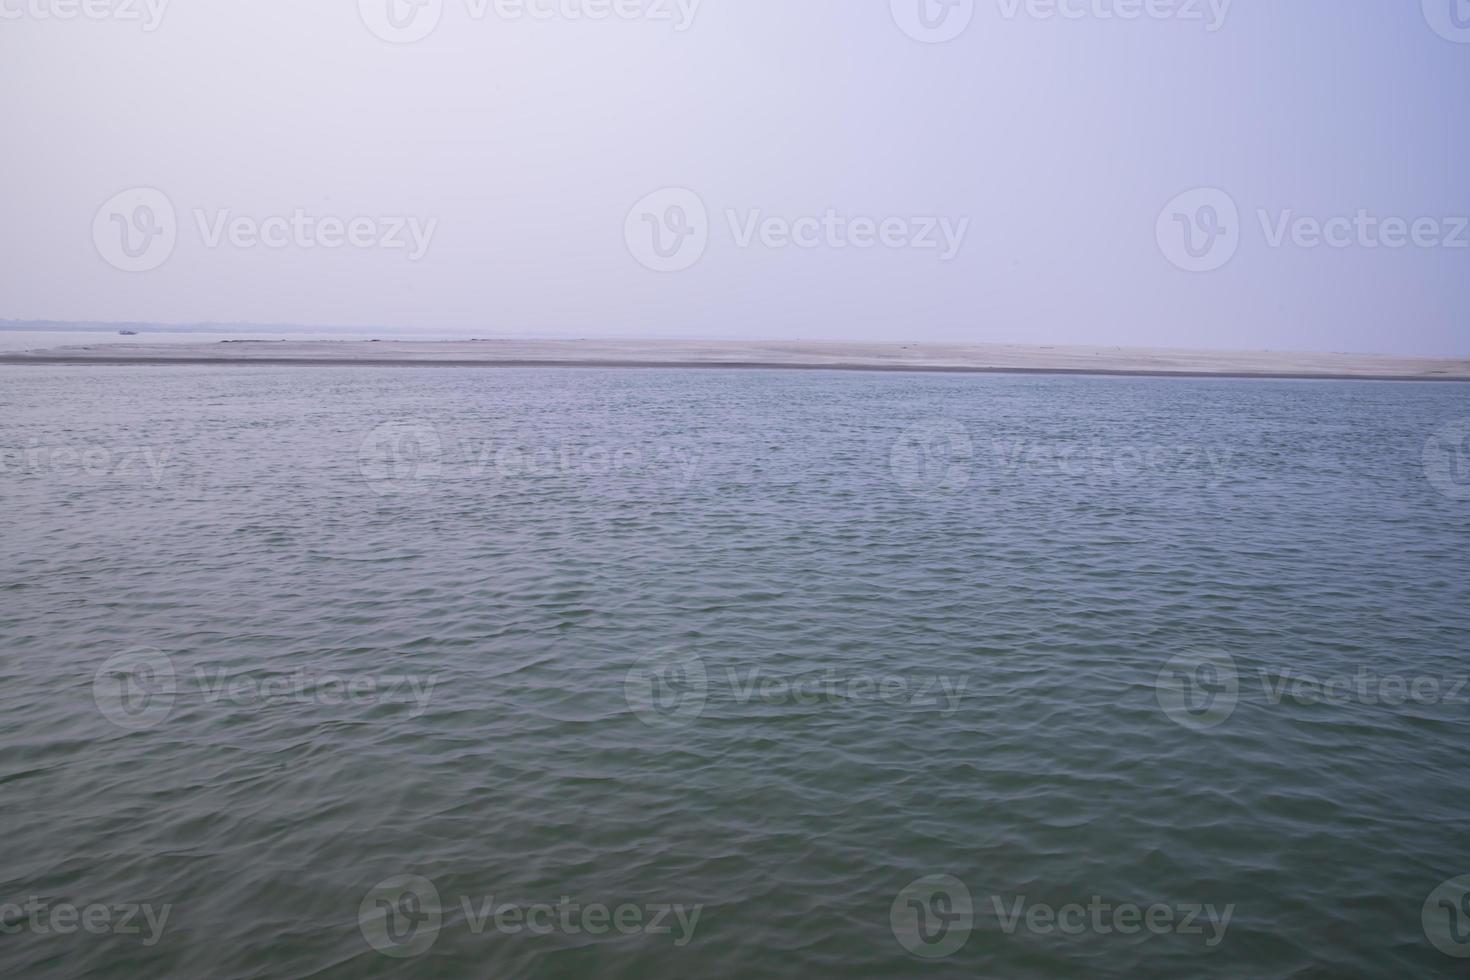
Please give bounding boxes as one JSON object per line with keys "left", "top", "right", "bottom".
{"left": 2, "top": 366, "right": 1468, "bottom": 978}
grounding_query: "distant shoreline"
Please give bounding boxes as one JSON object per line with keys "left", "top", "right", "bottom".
{"left": 2, "top": 339, "right": 1468, "bottom": 382}
{"left": 4, "top": 356, "right": 1470, "bottom": 383}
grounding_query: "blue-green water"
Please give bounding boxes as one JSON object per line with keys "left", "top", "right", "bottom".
{"left": 2, "top": 366, "right": 1468, "bottom": 978}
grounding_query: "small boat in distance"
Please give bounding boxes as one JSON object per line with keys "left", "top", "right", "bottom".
{"left": 119, "top": 329, "right": 138, "bottom": 336}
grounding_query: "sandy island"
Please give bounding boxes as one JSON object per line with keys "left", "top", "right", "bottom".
{"left": 2, "top": 339, "right": 1467, "bottom": 381}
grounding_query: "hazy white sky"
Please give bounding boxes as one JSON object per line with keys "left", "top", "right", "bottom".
{"left": 1, "top": 1, "right": 1467, "bottom": 354}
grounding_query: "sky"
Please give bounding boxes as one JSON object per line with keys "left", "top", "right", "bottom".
{"left": 1, "top": 0, "right": 1467, "bottom": 355}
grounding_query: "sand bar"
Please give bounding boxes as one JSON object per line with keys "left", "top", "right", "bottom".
{"left": 2, "top": 339, "right": 1468, "bottom": 381}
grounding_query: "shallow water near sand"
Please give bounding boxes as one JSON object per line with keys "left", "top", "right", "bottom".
{"left": 1, "top": 366, "right": 1468, "bottom": 978}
